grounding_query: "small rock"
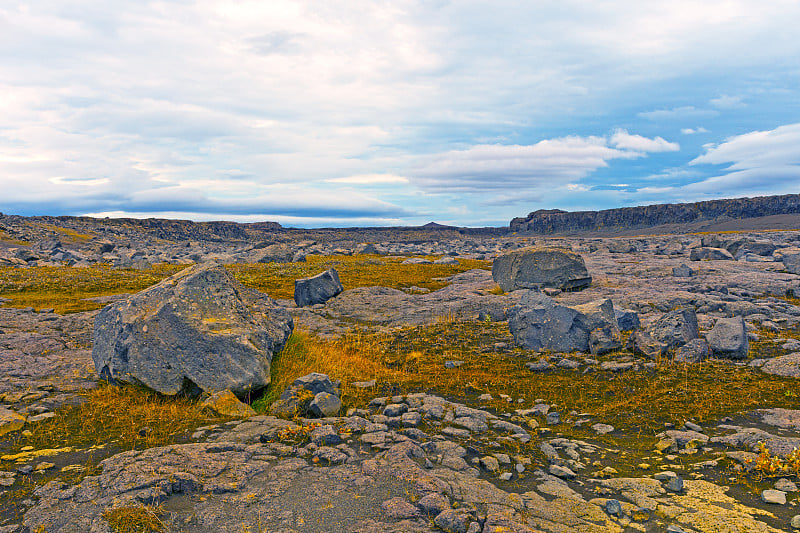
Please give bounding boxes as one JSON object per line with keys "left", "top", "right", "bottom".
{"left": 480, "top": 456, "right": 500, "bottom": 472}
{"left": 546, "top": 412, "right": 561, "bottom": 425}
{"left": 417, "top": 493, "right": 450, "bottom": 516}
{"left": 591, "top": 423, "right": 614, "bottom": 435}
{"left": 605, "top": 499, "right": 622, "bottom": 517}
{"left": 672, "top": 264, "right": 695, "bottom": 278}
{"left": 791, "top": 515, "right": 800, "bottom": 529}
{"left": 381, "top": 497, "right": 419, "bottom": 519}
{"left": 548, "top": 464, "right": 576, "bottom": 479}
{"left": 775, "top": 478, "right": 798, "bottom": 492}
{"left": 0, "top": 406, "right": 26, "bottom": 436}
{"left": 434, "top": 509, "right": 470, "bottom": 533}
{"left": 309, "top": 392, "right": 342, "bottom": 417}
{"left": 310, "top": 425, "right": 342, "bottom": 446}
{"left": 444, "top": 360, "right": 465, "bottom": 369}
{"left": 383, "top": 403, "right": 408, "bottom": 417}
{"left": 761, "top": 489, "right": 787, "bottom": 505}
{"left": 665, "top": 476, "right": 684, "bottom": 493}
{"left": 201, "top": 390, "right": 257, "bottom": 418}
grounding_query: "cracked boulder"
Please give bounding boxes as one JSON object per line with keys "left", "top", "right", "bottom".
{"left": 508, "top": 292, "right": 619, "bottom": 353}
{"left": 92, "top": 262, "right": 293, "bottom": 397}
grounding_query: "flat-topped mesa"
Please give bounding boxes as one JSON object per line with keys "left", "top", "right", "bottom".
{"left": 510, "top": 193, "right": 800, "bottom": 234}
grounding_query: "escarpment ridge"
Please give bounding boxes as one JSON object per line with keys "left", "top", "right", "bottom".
{"left": 510, "top": 193, "right": 800, "bottom": 234}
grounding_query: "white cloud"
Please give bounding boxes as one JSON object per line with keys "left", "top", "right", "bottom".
{"left": 709, "top": 94, "right": 745, "bottom": 109}
{"left": 638, "top": 106, "right": 718, "bottom": 120}
{"left": 610, "top": 129, "right": 679, "bottom": 152}
{"left": 681, "top": 127, "right": 709, "bottom": 134}
{"left": 409, "top": 131, "right": 677, "bottom": 192}
{"left": 325, "top": 174, "right": 410, "bottom": 185}
{"left": 690, "top": 123, "right": 800, "bottom": 169}
{"left": 1, "top": 1, "right": 800, "bottom": 224}
{"left": 629, "top": 123, "right": 800, "bottom": 201}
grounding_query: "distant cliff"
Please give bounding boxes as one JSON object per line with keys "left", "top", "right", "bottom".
{"left": 509, "top": 194, "right": 800, "bottom": 234}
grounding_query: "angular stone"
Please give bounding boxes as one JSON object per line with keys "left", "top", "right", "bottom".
{"left": 509, "top": 292, "right": 618, "bottom": 352}
{"left": 783, "top": 253, "right": 800, "bottom": 275}
{"left": 291, "top": 373, "right": 337, "bottom": 396}
{"left": 761, "top": 489, "right": 787, "bottom": 505}
{"left": 672, "top": 264, "right": 695, "bottom": 277}
{"left": 309, "top": 392, "right": 341, "bottom": 417}
{"left": 707, "top": 316, "right": 749, "bottom": 359}
{"left": 492, "top": 246, "right": 591, "bottom": 292}
{"left": 615, "top": 308, "right": 640, "bottom": 331}
{"left": 674, "top": 338, "right": 710, "bottom": 363}
{"left": 761, "top": 352, "right": 800, "bottom": 378}
{"left": 417, "top": 493, "right": 450, "bottom": 516}
{"left": 201, "top": 390, "right": 256, "bottom": 418}
{"left": 0, "top": 406, "right": 25, "bottom": 436}
{"left": 690, "top": 247, "right": 734, "bottom": 261}
{"left": 310, "top": 424, "right": 341, "bottom": 446}
{"left": 294, "top": 268, "right": 344, "bottom": 307}
{"left": 92, "top": 262, "right": 293, "bottom": 397}
{"left": 648, "top": 307, "right": 699, "bottom": 349}
{"left": 632, "top": 330, "right": 668, "bottom": 358}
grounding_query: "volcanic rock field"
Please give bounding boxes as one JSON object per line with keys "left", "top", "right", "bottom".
{"left": 1, "top": 204, "right": 800, "bottom": 533}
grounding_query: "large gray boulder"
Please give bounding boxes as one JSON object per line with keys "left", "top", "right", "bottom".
{"left": 92, "top": 262, "right": 294, "bottom": 397}
{"left": 294, "top": 268, "right": 344, "bottom": 306}
{"left": 648, "top": 307, "right": 699, "bottom": 349}
{"left": 706, "top": 316, "right": 749, "bottom": 359}
{"left": 508, "top": 292, "right": 618, "bottom": 352}
{"left": 492, "top": 247, "right": 591, "bottom": 292}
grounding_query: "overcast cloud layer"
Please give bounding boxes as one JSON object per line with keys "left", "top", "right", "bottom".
{"left": 1, "top": 1, "right": 799, "bottom": 227}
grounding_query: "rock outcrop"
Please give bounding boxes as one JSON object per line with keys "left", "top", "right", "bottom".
{"left": 510, "top": 193, "right": 800, "bottom": 233}
{"left": 491, "top": 247, "right": 591, "bottom": 292}
{"left": 92, "top": 262, "right": 293, "bottom": 397}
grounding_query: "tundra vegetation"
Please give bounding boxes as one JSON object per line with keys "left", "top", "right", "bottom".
{"left": 2, "top": 248, "right": 800, "bottom": 531}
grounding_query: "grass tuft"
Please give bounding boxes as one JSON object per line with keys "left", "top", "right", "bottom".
{"left": 12, "top": 382, "right": 221, "bottom": 453}
{"left": 103, "top": 505, "right": 166, "bottom": 533}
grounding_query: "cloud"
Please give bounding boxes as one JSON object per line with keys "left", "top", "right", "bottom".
{"left": 681, "top": 127, "right": 709, "bottom": 134}
{"left": 709, "top": 94, "right": 745, "bottom": 109}
{"left": 691, "top": 123, "right": 800, "bottom": 169}
{"left": 630, "top": 123, "right": 800, "bottom": 201}
{"left": 1, "top": 1, "right": 800, "bottom": 225}
{"left": 409, "top": 131, "right": 677, "bottom": 192}
{"left": 638, "top": 106, "right": 718, "bottom": 120}
{"left": 610, "top": 129, "right": 679, "bottom": 152}
{"left": 325, "top": 174, "right": 410, "bottom": 185}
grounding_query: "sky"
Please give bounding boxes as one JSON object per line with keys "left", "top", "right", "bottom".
{"left": 1, "top": 1, "right": 799, "bottom": 228}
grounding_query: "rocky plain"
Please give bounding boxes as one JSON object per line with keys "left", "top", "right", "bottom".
{"left": 1, "top": 199, "right": 800, "bottom": 533}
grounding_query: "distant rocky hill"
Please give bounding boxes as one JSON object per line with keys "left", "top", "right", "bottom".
{"left": 510, "top": 193, "right": 800, "bottom": 234}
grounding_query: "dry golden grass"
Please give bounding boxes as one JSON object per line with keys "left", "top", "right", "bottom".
{"left": 0, "top": 254, "right": 490, "bottom": 313}
{"left": 103, "top": 505, "right": 166, "bottom": 533}
{"left": 0, "top": 263, "right": 185, "bottom": 313}
{"left": 258, "top": 321, "right": 800, "bottom": 437}
{"left": 31, "top": 222, "right": 97, "bottom": 243}
{"left": 0, "top": 228, "right": 29, "bottom": 246}
{"left": 227, "top": 254, "right": 491, "bottom": 300}
{"left": 14, "top": 382, "right": 221, "bottom": 453}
